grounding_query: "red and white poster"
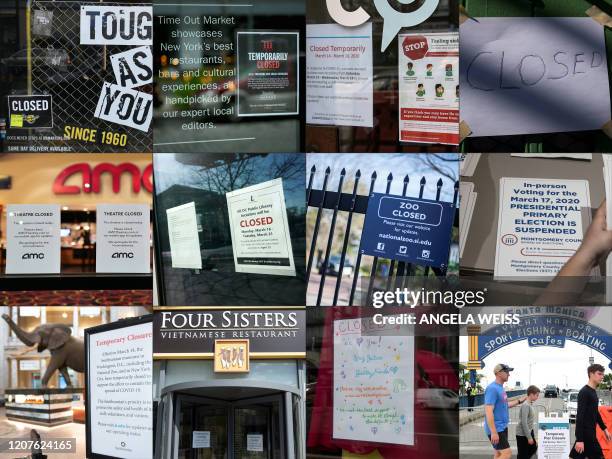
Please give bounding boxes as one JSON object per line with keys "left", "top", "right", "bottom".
{"left": 398, "top": 32, "right": 459, "bottom": 145}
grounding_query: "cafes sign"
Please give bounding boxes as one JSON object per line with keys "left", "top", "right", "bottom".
{"left": 153, "top": 308, "right": 306, "bottom": 359}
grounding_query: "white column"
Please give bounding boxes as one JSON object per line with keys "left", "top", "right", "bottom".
{"left": 73, "top": 307, "right": 78, "bottom": 336}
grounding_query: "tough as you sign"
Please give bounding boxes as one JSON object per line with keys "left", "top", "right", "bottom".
{"left": 359, "top": 193, "right": 455, "bottom": 269}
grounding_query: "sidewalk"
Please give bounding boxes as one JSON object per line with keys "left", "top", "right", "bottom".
{"left": 0, "top": 408, "right": 86, "bottom": 458}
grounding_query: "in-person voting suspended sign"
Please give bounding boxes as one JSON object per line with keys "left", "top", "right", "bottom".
{"left": 537, "top": 413, "right": 570, "bottom": 459}
{"left": 360, "top": 193, "right": 455, "bottom": 269}
{"left": 225, "top": 179, "right": 295, "bottom": 276}
{"left": 494, "top": 178, "right": 590, "bottom": 279}
{"left": 460, "top": 18, "right": 611, "bottom": 137}
{"left": 333, "top": 317, "right": 414, "bottom": 446}
{"left": 6, "top": 204, "right": 61, "bottom": 274}
{"left": 398, "top": 32, "right": 459, "bottom": 144}
{"left": 306, "top": 23, "right": 373, "bottom": 127}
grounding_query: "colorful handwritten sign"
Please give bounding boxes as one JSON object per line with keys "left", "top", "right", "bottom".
{"left": 333, "top": 317, "right": 414, "bottom": 445}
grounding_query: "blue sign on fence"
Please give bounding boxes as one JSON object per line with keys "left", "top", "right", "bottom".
{"left": 359, "top": 193, "right": 456, "bottom": 269}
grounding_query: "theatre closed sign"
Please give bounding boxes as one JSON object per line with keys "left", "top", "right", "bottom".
{"left": 153, "top": 308, "right": 306, "bottom": 359}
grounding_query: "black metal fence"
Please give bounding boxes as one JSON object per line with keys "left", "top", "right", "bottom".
{"left": 306, "top": 165, "right": 459, "bottom": 306}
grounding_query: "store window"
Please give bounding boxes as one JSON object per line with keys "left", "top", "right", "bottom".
{"left": 306, "top": 307, "right": 459, "bottom": 458}
{"left": 153, "top": 0, "right": 305, "bottom": 153}
{"left": 153, "top": 153, "right": 306, "bottom": 306}
{"left": 305, "top": 0, "right": 458, "bottom": 152}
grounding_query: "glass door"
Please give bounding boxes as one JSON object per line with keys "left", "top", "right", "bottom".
{"left": 175, "top": 393, "right": 287, "bottom": 459}
{"left": 176, "top": 396, "right": 229, "bottom": 459}
{"left": 233, "top": 395, "right": 285, "bottom": 459}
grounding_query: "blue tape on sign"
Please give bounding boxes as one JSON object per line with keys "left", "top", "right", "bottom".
{"left": 359, "top": 193, "right": 455, "bottom": 269}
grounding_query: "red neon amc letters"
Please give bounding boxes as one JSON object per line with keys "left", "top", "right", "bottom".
{"left": 52, "top": 163, "right": 153, "bottom": 194}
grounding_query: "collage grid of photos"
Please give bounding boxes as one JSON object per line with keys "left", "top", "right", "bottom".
{"left": 0, "top": 1, "right": 611, "bottom": 459}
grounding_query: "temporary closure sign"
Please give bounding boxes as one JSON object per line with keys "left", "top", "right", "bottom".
{"left": 6, "top": 204, "right": 61, "bottom": 274}
{"left": 225, "top": 178, "right": 296, "bottom": 276}
{"left": 360, "top": 193, "right": 455, "bottom": 269}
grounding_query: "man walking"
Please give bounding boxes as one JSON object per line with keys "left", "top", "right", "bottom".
{"left": 484, "top": 363, "right": 527, "bottom": 459}
{"left": 570, "top": 363, "right": 612, "bottom": 459}
{"left": 516, "top": 385, "right": 540, "bottom": 459}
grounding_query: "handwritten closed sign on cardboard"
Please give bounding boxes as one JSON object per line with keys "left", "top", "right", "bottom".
{"left": 460, "top": 18, "right": 611, "bottom": 137}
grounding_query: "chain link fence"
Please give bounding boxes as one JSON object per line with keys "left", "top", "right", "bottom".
{"left": 25, "top": 0, "right": 152, "bottom": 152}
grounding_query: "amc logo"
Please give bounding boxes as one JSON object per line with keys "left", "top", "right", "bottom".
{"left": 112, "top": 252, "right": 134, "bottom": 259}
{"left": 22, "top": 253, "right": 45, "bottom": 259}
{"left": 53, "top": 163, "right": 153, "bottom": 195}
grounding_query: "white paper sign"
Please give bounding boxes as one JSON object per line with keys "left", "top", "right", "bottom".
{"left": 192, "top": 431, "right": 211, "bottom": 448}
{"left": 333, "top": 317, "right": 415, "bottom": 446}
{"left": 88, "top": 321, "right": 153, "bottom": 459}
{"left": 19, "top": 307, "right": 40, "bottom": 317}
{"left": 80, "top": 6, "right": 153, "bottom": 46}
{"left": 96, "top": 204, "right": 150, "bottom": 273}
{"left": 246, "top": 434, "right": 263, "bottom": 452}
{"left": 94, "top": 82, "right": 153, "bottom": 132}
{"left": 398, "top": 32, "right": 459, "bottom": 144}
{"left": 537, "top": 413, "right": 570, "bottom": 459}
{"left": 110, "top": 46, "right": 153, "bottom": 88}
{"left": 19, "top": 360, "right": 40, "bottom": 371}
{"left": 460, "top": 18, "right": 611, "bottom": 137}
{"left": 225, "top": 178, "right": 295, "bottom": 276}
{"left": 166, "top": 202, "right": 202, "bottom": 270}
{"left": 494, "top": 178, "right": 590, "bottom": 279}
{"left": 6, "top": 204, "right": 61, "bottom": 274}
{"left": 306, "top": 23, "right": 373, "bottom": 127}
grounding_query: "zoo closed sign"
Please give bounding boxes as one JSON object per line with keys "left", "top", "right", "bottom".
{"left": 360, "top": 193, "right": 456, "bottom": 269}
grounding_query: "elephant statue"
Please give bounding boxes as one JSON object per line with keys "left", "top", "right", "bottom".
{"left": 2, "top": 313, "right": 84, "bottom": 387}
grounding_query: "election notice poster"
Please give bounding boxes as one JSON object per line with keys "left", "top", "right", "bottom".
{"left": 166, "top": 202, "right": 202, "bottom": 270}
{"left": 460, "top": 18, "right": 610, "bottom": 137}
{"left": 306, "top": 23, "right": 373, "bottom": 127}
{"left": 494, "top": 178, "right": 590, "bottom": 279}
{"left": 3, "top": 4, "right": 153, "bottom": 152}
{"left": 359, "top": 193, "right": 456, "bottom": 269}
{"left": 225, "top": 178, "right": 296, "bottom": 276}
{"left": 333, "top": 317, "right": 414, "bottom": 446}
{"left": 86, "top": 317, "right": 153, "bottom": 459}
{"left": 537, "top": 413, "right": 570, "bottom": 459}
{"left": 236, "top": 31, "right": 299, "bottom": 117}
{"left": 96, "top": 204, "right": 151, "bottom": 273}
{"left": 398, "top": 32, "right": 459, "bottom": 144}
{"left": 6, "top": 204, "right": 61, "bottom": 274}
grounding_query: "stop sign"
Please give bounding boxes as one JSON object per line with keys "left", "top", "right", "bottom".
{"left": 402, "top": 35, "right": 429, "bottom": 60}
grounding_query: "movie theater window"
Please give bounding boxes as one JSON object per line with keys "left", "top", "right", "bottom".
{"left": 0, "top": 153, "right": 153, "bottom": 306}
{"left": 305, "top": 0, "right": 458, "bottom": 153}
{"left": 153, "top": 0, "right": 305, "bottom": 153}
{"left": 0, "top": 1, "right": 153, "bottom": 153}
{"left": 153, "top": 153, "right": 306, "bottom": 306}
